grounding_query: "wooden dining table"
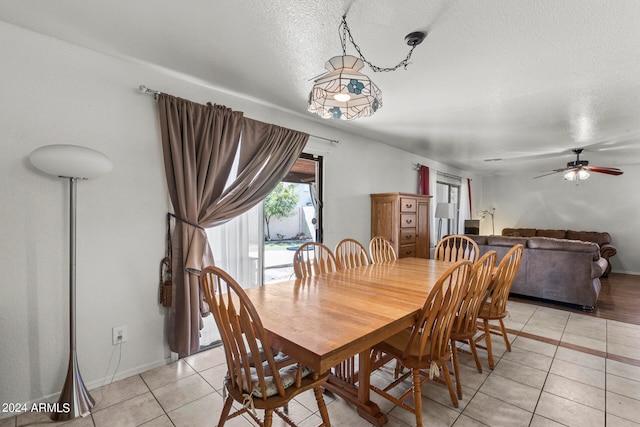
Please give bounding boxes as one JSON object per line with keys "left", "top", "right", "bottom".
{"left": 243, "top": 257, "right": 453, "bottom": 426}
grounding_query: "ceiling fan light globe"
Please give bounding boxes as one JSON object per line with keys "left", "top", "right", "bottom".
{"left": 563, "top": 169, "right": 590, "bottom": 181}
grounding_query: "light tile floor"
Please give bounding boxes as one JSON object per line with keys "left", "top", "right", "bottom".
{"left": 4, "top": 300, "right": 640, "bottom": 426}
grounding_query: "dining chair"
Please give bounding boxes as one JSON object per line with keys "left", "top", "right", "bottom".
{"left": 434, "top": 234, "right": 480, "bottom": 263}
{"left": 332, "top": 239, "right": 370, "bottom": 384}
{"left": 334, "top": 238, "right": 370, "bottom": 270}
{"left": 449, "top": 250, "right": 497, "bottom": 399}
{"left": 369, "top": 236, "right": 397, "bottom": 263}
{"left": 200, "top": 266, "right": 332, "bottom": 427}
{"left": 370, "top": 260, "right": 473, "bottom": 426}
{"left": 474, "top": 244, "right": 525, "bottom": 369}
{"left": 293, "top": 242, "right": 339, "bottom": 278}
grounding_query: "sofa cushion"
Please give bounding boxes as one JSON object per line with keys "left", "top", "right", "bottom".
{"left": 502, "top": 228, "right": 536, "bottom": 237}
{"left": 466, "top": 235, "right": 487, "bottom": 245}
{"left": 566, "top": 230, "right": 611, "bottom": 246}
{"left": 528, "top": 237, "right": 600, "bottom": 260}
{"left": 487, "top": 235, "right": 530, "bottom": 246}
{"left": 536, "top": 229, "right": 567, "bottom": 239}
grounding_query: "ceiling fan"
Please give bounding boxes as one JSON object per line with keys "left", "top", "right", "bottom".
{"left": 534, "top": 148, "right": 624, "bottom": 180}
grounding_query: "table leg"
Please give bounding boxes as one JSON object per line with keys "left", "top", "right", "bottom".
{"left": 326, "top": 350, "right": 387, "bottom": 426}
{"left": 356, "top": 349, "right": 387, "bottom": 426}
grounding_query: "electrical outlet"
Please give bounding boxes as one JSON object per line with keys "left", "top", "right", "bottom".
{"left": 112, "top": 325, "right": 128, "bottom": 345}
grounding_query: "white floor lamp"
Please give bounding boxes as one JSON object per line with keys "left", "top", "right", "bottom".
{"left": 29, "top": 144, "right": 113, "bottom": 421}
{"left": 435, "top": 202, "right": 455, "bottom": 242}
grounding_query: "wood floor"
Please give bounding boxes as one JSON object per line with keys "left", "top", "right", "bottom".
{"left": 509, "top": 272, "right": 640, "bottom": 325}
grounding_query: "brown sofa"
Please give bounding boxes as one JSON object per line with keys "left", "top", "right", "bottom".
{"left": 468, "top": 235, "right": 608, "bottom": 311}
{"left": 502, "top": 228, "right": 616, "bottom": 277}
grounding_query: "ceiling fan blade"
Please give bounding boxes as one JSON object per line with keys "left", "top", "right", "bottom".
{"left": 584, "top": 166, "right": 624, "bottom": 176}
{"left": 533, "top": 170, "right": 566, "bottom": 179}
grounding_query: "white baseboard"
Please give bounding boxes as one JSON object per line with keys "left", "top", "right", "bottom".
{"left": 85, "top": 356, "right": 173, "bottom": 390}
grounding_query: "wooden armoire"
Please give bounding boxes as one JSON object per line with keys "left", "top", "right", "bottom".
{"left": 370, "top": 192, "right": 432, "bottom": 259}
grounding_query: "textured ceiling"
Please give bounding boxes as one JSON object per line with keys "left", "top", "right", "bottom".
{"left": 2, "top": 0, "right": 640, "bottom": 176}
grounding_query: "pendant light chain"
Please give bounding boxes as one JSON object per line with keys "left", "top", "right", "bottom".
{"left": 340, "top": 15, "right": 419, "bottom": 73}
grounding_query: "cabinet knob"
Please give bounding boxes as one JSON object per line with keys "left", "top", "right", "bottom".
{"left": 405, "top": 219, "right": 413, "bottom": 224}
{"left": 405, "top": 203, "right": 413, "bottom": 208}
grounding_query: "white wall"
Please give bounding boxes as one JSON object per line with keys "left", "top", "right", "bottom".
{"left": 481, "top": 170, "right": 640, "bottom": 274}
{"left": 0, "top": 21, "right": 170, "bottom": 410}
{"left": 0, "top": 20, "right": 477, "bottom": 410}
{"left": 319, "top": 138, "right": 477, "bottom": 250}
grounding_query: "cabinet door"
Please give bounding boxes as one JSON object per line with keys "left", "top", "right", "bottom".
{"left": 416, "top": 200, "right": 430, "bottom": 258}
{"left": 371, "top": 195, "right": 398, "bottom": 246}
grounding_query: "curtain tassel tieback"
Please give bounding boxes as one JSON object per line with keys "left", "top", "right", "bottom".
{"left": 159, "top": 213, "right": 174, "bottom": 307}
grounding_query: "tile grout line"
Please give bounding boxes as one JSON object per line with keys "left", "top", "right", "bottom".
{"left": 138, "top": 373, "right": 177, "bottom": 427}
{"left": 525, "top": 306, "right": 563, "bottom": 427}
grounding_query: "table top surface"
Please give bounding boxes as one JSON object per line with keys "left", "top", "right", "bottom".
{"left": 243, "top": 257, "right": 453, "bottom": 372}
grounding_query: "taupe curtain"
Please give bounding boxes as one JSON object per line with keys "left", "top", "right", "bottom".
{"left": 158, "top": 94, "right": 308, "bottom": 355}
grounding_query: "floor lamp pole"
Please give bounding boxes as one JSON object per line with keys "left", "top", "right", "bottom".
{"left": 51, "top": 177, "right": 94, "bottom": 421}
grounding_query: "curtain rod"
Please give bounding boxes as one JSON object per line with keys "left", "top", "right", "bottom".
{"left": 437, "top": 171, "right": 463, "bottom": 180}
{"left": 138, "top": 85, "right": 340, "bottom": 145}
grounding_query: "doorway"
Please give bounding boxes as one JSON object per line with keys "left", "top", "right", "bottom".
{"left": 263, "top": 154, "right": 323, "bottom": 284}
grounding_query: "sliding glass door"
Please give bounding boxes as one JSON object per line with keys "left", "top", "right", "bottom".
{"left": 263, "top": 154, "right": 323, "bottom": 284}
{"left": 200, "top": 153, "right": 322, "bottom": 348}
{"left": 436, "top": 175, "right": 461, "bottom": 240}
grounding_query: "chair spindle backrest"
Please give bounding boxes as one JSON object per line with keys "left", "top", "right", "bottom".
{"left": 335, "top": 238, "right": 370, "bottom": 270}
{"left": 452, "top": 250, "right": 497, "bottom": 335}
{"left": 483, "top": 244, "right": 524, "bottom": 317}
{"left": 369, "top": 236, "right": 397, "bottom": 264}
{"left": 404, "top": 260, "right": 473, "bottom": 362}
{"left": 293, "top": 242, "right": 339, "bottom": 278}
{"left": 434, "top": 235, "right": 480, "bottom": 263}
{"left": 201, "top": 266, "right": 285, "bottom": 402}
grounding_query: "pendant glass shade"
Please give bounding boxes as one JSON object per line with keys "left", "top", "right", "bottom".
{"left": 308, "top": 55, "right": 382, "bottom": 120}
{"left": 29, "top": 144, "right": 113, "bottom": 179}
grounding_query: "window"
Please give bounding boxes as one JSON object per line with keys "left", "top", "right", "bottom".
{"left": 436, "top": 173, "right": 461, "bottom": 238}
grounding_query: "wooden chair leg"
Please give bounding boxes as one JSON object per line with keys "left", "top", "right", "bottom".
{"left": 468, "top": 338, "right": 483, "bottom": 373}
{"left": 499, "top": 318, "right": 511, "bottom": 351}
{"left": 483, "top": 319, "right": 496, "bottom": 369}
{"left": 264, "top": 408, "right": 274, "bottom": 427}
{"left": 451, "top": 340, "right": 462, "bottom": 399}
{"left": 394, "top": 360, "right": 404, "bottom": 379}
{"left": 217, "top": 395, "right": 234, "bottom": 427}
{"left": 440, "top": 361, "right": 459, "bottom": 408}
{"left": 412, "top": 369, "right": 423, "bottom": 427}
{"left": 314, "top": 386, "right": 331, "bottom": 427}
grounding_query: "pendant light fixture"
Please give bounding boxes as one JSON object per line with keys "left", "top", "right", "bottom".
{"left": 308, "top": 15, "right": 426, "bottom": 120}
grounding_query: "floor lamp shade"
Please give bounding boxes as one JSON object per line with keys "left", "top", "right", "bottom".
{"left": 29, "top": 144, "right": 113, "bottom": 178}
{"left": 29, "top": 144, "right": 112, "bottom": 421}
